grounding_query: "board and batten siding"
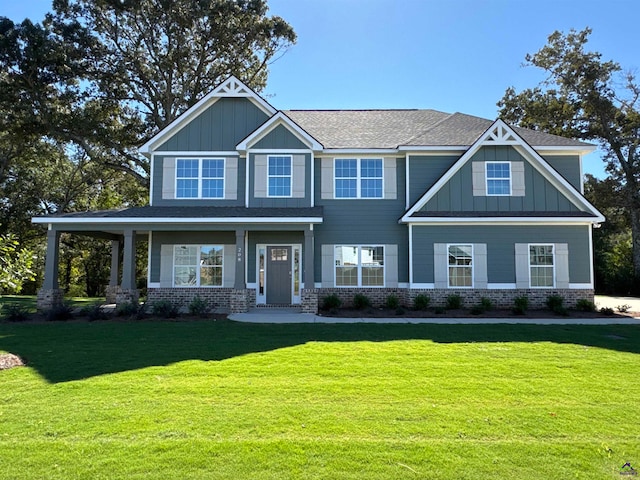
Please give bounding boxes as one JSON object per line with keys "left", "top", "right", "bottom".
{"left": 542, "top": 155, "right": 582, "bottom": 192}
{"left": 155, "top": 97, "right": 269, "bottom": 152}
{"left": 411, "top": 225, "right": 591, "bottom": 285}
{"left": 152, "top": 155, "right": 244, "bottom": 206}
{"left": 251, "top": 124, "right": 308, "bottom": 149}
{"left": 249, "top": 153, "right": 311, "bottom": 207}
{"left": 407, "top": 155, "right": 459, "bottom": 206}
{"left": 421, "top": 146, "right": 582, "bottom": 213}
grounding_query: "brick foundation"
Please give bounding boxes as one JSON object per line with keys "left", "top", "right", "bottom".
{"left": 115, "top": 289, "right": 140, "bottom": 306}
{"left": 36, "top": 288, "right": 65, "bottom": 311}
{"left": 146, "top": 288, "right": 256, "bottom": 313}
{"left": 301, "top": 289, "right": 319, "bottom": 313}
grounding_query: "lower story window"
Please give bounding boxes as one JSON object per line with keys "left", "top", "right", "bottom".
{"left": 448, "top": 244, "right": 473, "bottom": 287}
{"left": 529, "top": 244, "right": 554, "bottom": 287}
{"left": 174, "top": 245, "right": 223, "bottom": 287}
{"left": 335, "top": 245, "right": 384, "bottom": 287}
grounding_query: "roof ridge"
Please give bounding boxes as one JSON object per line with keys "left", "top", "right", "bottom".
{"left": 285, "top": 109, "right": 423, "bottom": 112}
{"left": 400, "top": 112, "right": 456, "bottom": 146}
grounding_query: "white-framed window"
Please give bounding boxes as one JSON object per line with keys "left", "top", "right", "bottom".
{"left": 268, "top": 155, "right": 292, "bottom": 197}
{"left": 529, "top": 244, "right": 555, "bottom": 288}
{"left": 486, "top": 161, "right": 511, "bottom": 196}
{"left": 176, "top": 158, "right": 225, "bottom": 198}
{"left": 334, "top": 245, "right": 384, "bottom": 287}
{"left": 173, "top": 245, "right": 223, "bottom": 287}
{"left": 334, "top": 158, "right": 383, "bottom": 198}
{"left": 448, "top": 244, "right": 473, "bottom": 288}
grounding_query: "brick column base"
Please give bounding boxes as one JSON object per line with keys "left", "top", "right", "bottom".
{"left": 230, "top": 289, "right": 251, "bottom": 313}
{"left": 115, "top": 289, "right": 139, "bottom": 305}
{"left": 301, "top": 289, "right": 319, "bottom": 314}
{"left": 36, "top": 288, "right": 65, "bottom": 311}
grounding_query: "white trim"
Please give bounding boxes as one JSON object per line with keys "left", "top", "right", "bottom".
{"left": 401, "top": 119, "right": 605, "bottom": 223}
{"left": 149, "top": 153, "right": 155, "bottom": 206}
{"left": 175, "top": 157, "right": 225, "bottom": 199}
{"left": 236, "top": 112, "right": 323, "bottom": 151}
{"left": 528, "top": 243, "right": 555, "bottom": 288}
{"left": 588, "top": 223, "right": 595, "bottom": 287}
{"left": 569, "top": 283, "right": 593, "bottom": 289}
{"left": 249, "top": 148, "right": 314, "bottom": 154}
{"left": 408, "top": 224, "right": 414, "bottom": 287}
{"left": 447, "top": 243, "right": 474, "bottom": 289}
{"left": 267, "top": 155, "right": 293, "bottom": 198}
{"left": 487, "top": 283, "right": 517, "bottom": 289}
{"left": 398, "top": 146, "right": 468, "bottom": 152}
{"left": 152, "top": 151, "right": 238, "bottom": 156}
{"left": 533, "top": 145, "right": 596, "bottom": 154}
{"left": 148, "top": 282, "right": 161, "bottom": 288}
{"left": 411, "top": 283, "right": 435, "bottom": 289}
{"left": 333, "top": 245, "right": 386, "bottom": 288}
{"left": 322, "top": 148, "right": 400, "bottom": 155}
{"left": 244, "top": 155, "right": 250, "bottom": 207}
{"left": 579, "top": 153, "right": 584, "bottom": 194}
{"left": 147, "top": 231, "right": 153, "bottom": 288}
{"left": 246, "top": 282, "right": 257, "bottom": 289}
{"left": 140, "top": 76, "right": 276, "bottom": 154}
{"left": 255, "top": 243, "right": 302, "bottom": 305}
{"left": 311, "top": 156, "right": 315, "bottom": 207}
{"left": 404, "top": 218, "right": 599, "bottom": 225}
{"left": 405, "top": 153, "right": 410, "bottom": 210}
{"left": 33, "top": 217, "right": 324, "bottom": 225}
{"left": 333, "top": 157, "right": 384, "bottom": 199}
{"left": 485, "top": 161, "right": 512, "bottom": 196}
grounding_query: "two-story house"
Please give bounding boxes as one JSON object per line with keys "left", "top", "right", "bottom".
{"left": 33, "top": 76, "right": 604, "bottom": 313}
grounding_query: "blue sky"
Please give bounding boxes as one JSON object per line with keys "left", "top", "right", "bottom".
{"left": 4, "top": 0, "right": 640, "bottom": 178}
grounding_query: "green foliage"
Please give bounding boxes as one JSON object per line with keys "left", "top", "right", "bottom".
{"left": 600, "top": 307, "right": 615, "bottom": 316}
{"left": 479, "top": 297, "right": 493, "bottom": 311}
{"left": 384, "top": 294, "right": 400, "bottom": 310}
{"left": 1, "top": 303, "right": 30, "bottom": 322}
{"left": 616, "top": 304, "right": 631, "bottom": 313}
{"left": 546, "top": 295, "right": 567, "bottom": 316}
{"left": 434, "top": 306, "right": 446, "bottom": 315}
{"left": 188, "top": 296, "right": 210, "bottom": 317}
{"left": 115, "top": 301, "right": 145, "bottom": 319}
{"left": 575, "top": 299, "right": 596, "bottom": 312}
{"left": 79, "top": 304, "right": 110, "bottom": 321}
{"left": 0, "top": 233, "right": 35, "bottom": 294}
{"left": 512, "top": 296, "right": 529, "bottom": 315}
{"left": 445, "top": 294, "right": 462, "bottom": 310}
{"left": 353, "top": 293, "right": 371, "bottom": 310}
{"left": 45, "top": 303, "right": 74, "bottom": 322}
{"left": 321, "top": 294, "right": 342, "bottom": 311}
{"left": 413, "top": 294, "right": 430, "bottom": 311}
{"left": 151, "top": 300, "right": 180, "bottom": 318}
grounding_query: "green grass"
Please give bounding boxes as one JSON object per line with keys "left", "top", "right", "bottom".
{"left": 0, "top": 295, "right": 105, "bottom": 314}
{"left": 1, "top": 320, "right": 639, "bottom": 479}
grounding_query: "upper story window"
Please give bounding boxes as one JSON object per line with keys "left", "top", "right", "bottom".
{"left": 335, "top": 158, "right": 383, "bottom": 198}
{"left": 334, "top": 245, "right": 384, "bottom": 287}
{"left": 268, "top": 155, "right": 292, "bottom": 197}
{"left": 173, "top": 245, "right": 223, "bottom": 287}
{"left": 529, "top": 244, "right": 554, "bottom": 288}
{"left": 176, "top": 158, "right": 224, "bottom": 198}
{"left": 448, "top": 244, "right": 473, "bottom": 287}
{"left": 486, "top": 162, "right": 511, "bottom": 195}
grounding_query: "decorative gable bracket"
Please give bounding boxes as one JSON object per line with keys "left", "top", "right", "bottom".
{"left": 482, "top": 122, "right": 520, "bottom": 145}
{"left": 212, "top": 77, "right": 255, "bottom": 97}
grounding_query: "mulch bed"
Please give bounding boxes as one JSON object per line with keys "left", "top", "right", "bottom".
{"left": 0, "top": 353, "right": 26, "bottom": 371}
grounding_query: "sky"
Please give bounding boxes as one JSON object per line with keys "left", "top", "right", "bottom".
{"left": 3, "top": 0, "right": 640, "bottom": 178}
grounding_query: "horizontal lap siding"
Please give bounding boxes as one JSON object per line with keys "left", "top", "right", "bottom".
{"left": 411, "top": 225, "right": 591, "bottom": 284}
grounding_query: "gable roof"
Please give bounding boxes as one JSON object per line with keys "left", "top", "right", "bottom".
{"left": 236, "top": 111, "right": 323, "bottom": 151}
{"left": 285, "top": 110, "right": 594, "bottom": 151}
{"left": 401, "top": 119, "right": 604, "bottom": 224}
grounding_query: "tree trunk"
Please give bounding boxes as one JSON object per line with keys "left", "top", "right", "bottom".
{"left": 630, "top": 206, "right": 640, "bottom": 287}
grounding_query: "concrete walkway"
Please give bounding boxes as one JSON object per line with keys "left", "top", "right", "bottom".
{"left": 229, "top": 305, "right": 640, "bottom": 325}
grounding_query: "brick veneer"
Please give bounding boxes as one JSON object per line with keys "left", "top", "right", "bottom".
{"left": 36, "top": 288, "right": 64, "bottom": 311}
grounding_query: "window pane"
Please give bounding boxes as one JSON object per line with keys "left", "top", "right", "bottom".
{"left": 361, "top": 159, "right": 382, "bottom": 178}
{"left": 200, "top": 266, "right": 222, "bottom": 286}
{"left": 449, "top": 266, "right": 472, "bottom": 287}
{"left": 202, "top": 179, "right": 223, "bottom": 198}
{"left": 448, "top": 245, "right": 472, "bottom": 265}
{"left": 448, "top": 245, "right": 472, "bottom": 287}
{"left": 336, "top": 178, "right": 357, "bottom": 198}
{"left": 487, "top": 162, "right": 510, "bottom": 179}
{"left": 487, "top": 179, "right": 510, "bottom": 195}
{"left": 268, "top": 176, "right": 291, "bottom": 196}
{"left": 335, "top": 159, "right": 357, "bottom": 178}
{"left": 174, "top": 266, "right": 197, "bottom": 286}
{"left": 336, "top": 266, "right": 358, "bottom": 286}
{"left": 176, "top": 179, "right": 198, "bottom": 198}
{"left": 268, "top": 156, "right": 291, "bottom": 196}
{"left": 335, "top": 246, "right": 358, "bottom": 266}
{"left": 201, "top": 246, "right": 223, "bottom": 266}
{"left": 268, "top": 156, "right": 291, "bottom": 175}
{"left": 177, "top": 159, "right": 199, "bottom": 178}
{"left": 202, "top": 159, "right": 224, "bottom": 178}
{"left": 530, "top": 245, "right": 554, "bottom": 265}
{"left": 530, "top": 266, "right": 553, "bottom": 287}
{"left": 175, "top": 246, "right": 197, "bottom": 266}
{"left": 361, "top": 178, "right": 382, "bottom": 198}
{"left": 362, "top": 267, "right": 384, "bottom": 286}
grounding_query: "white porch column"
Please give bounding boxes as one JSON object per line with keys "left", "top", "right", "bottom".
{"left": 304, "top": 226, "right": 315, "bottom": 288}
{"left": 234, "top": 228, "right": 246, "bottom": 289}
{"left": 109, "top": 239, "right": 120, "bottom": 286}
{"left": 122, "top": 229, "right": 136, "bottom": 290}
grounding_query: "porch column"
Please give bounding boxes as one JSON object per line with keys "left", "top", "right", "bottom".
{"left": 121, "top": 229, "right": 136, "bottom": 290}
{"left": 304, "top": 226, "right": 315, "bottom": 288}
{"left": 234, "top": 228, "right": 246, "bottom": 289}
{"left": 109, "top": 239, "right": 120, "bottom": 286}
{"left": 37, "top": 227, "right": 64, "bottom": 310}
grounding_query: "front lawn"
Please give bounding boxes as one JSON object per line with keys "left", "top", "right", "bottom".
{"left": 1, "top": 320, "right": 639, "bottom": 479}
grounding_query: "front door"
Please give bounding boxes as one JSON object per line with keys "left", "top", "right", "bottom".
{"left": 266, "top": 246, "right": 292, "bottom": 304}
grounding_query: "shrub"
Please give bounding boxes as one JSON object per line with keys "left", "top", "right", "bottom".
{"left": 385, "top": 295, "right": 400, "bottom": 310}
{"left": 1, "top": 303, "right": 30, "bottom": 322}
{"left": 353, "top": 293, "right": 371, "bottom": 310}
{"left": 446, "top": 294, "right": 462, "bottom": 310}
{"left": 116, "top": 301, "right": 146, "bottom": 319}
{"left": 479, "top": 297, "right": 493, "bottom": 311}
{"left": 188, "top": 296, "right": 210, "bottom": 317}
{"left": 413, "top": 294, "right": 430, "bottom": 311}
{"left": 46, "top": 303, "right": 74, "bottom": 322}
{"left": 434, "top": 306, "right": 446, "bottom": 315}
{"left": 512, "top": 296, "right": 529, "bottom": 315}
{"left": 546, "top": 295, "right": 567, "bottom": 315}
{"left": 470, "top": 305, "right": 484, "bottom": 315}
{"left": 152, "top": 300, "right": 180, "bottom": 318}
{"left": 616, "top": 304, "right": 631, "bottom": 313}
{"left": 600, "top": 306, "right": 615, "bottom": 316}
{"left": 322, "top": 294, "right": 342, "bottom": 310}
{"left": 575, "top": 299, "right": 596, "bottom": 312}
{"left": 80, "top": 304, "right": 109, "bottom": 321}
{"left": 395, "top": 307, "right": 406, "bottom": 316}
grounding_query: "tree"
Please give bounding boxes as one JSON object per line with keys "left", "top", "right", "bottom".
{"left": 498, "top": 28, "right": 640, "bottom": 283}
{"left": 0, "top": 232, "right": 35, "bottom": 293}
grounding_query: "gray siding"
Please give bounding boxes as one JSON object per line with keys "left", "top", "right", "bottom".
{"left": 151, "top": 155, "right": 246, "bottom": 206}
{"left": 408, "top": 155, "right": 458, "bottom": 206}
{"left": 411, "top": 225, "right": 591, "bottom": 284}
{"left": 543, "top": 155, "right": 582, "bottom": 191}
{"left": 314, "top": 157, "right": 409, "bottom": 284}
{"left": 247, "top": 231, "right": 305, "bottom": 283}
{"left": 150, "top": 231, "right": 236, "bottom": 283}
{"left": 421, "top": 146, "right": 581, "bottom": 213}
{"left": 249, "top": 153, "right": 312, "bottom": 207}
{"left": 156, "top": 97, "right": 269, "bottom": 152}
{"left": 252, "top": 124, "right": 308, "bottom": 149}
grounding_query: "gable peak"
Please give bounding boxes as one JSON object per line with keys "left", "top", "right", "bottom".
{"left": 481, "top": 120, "right": 520, "bottom": 145}
{"left": 213, "top": 76, "right": 254, "bottom": 97}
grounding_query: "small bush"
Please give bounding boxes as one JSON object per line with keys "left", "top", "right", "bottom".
{"left": 322, "top": 294, "right": 342, "bottom": 310}
{"left": 446, "top": 294, "right": 462, "bottom": 310}
{"left": 413, "top": 294, "right": 430, "bottom": 311}
{"left": 46, "top": 303, "right": 74, "bottom": 322}
{"left": 188, "top": 296, "right": 210, "bottom": 317}
{"left": 395, "top": 307, "right": 406, "bottom": 316}
{"left": 575, "top": 299, "right": 596, "bottom": 312}
{"left": 152, "top": 300, "right": 180, "bottom": 318}
{"left": 115, "top": 301, "right": 145, "bottom": 319}
{"left": 479, "top": 297, "right": 493, "bottom": 311}
{"left": 616, "top": 304, "right": 631, "bottom": 313}
{"left": 434, "top": 306, "right": 446, "bottom": 315}
{"left": 385, "top": 295, "right": 400, "bottom": 310}
{"left": 353, "top": 293, "right": 371, "bottom": 310}
{"left": 1, "top": 303, "right": 30, "bottom": 322}
{"left": 546, "top": 295, "right": 567, "bottom": 315}
{"left": 600, "top": 306, "right": 615, "bottom": 316}
{"left": 512, "top": 296, "right": 529, "bottom": 315}
{"left": 80, "top": 304, "right": 109, "bottom": 321}
{"left": 470, "top": 305, "right": 484, "bottom": 315}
